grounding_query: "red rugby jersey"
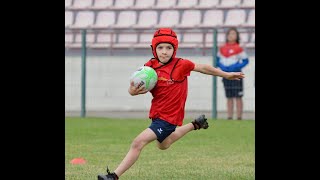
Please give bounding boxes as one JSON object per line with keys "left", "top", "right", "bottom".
{"left": 144, "top": 58, "right": 195, "bottom": 126}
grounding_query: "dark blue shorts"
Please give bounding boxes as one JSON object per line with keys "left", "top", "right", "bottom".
{"left": 222, "top": 78, "right": 243, "bottom": 98}
{"left": 149, "top": 118, "right": 177, "bottom": 143}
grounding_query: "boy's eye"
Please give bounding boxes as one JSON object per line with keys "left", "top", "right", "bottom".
{"left": 157, "top": 45, "right": 173, "bottom": 50}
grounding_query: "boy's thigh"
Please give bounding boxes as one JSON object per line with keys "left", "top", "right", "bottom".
{"left": 149, "top": 118, "right": 176, "bottom": 143}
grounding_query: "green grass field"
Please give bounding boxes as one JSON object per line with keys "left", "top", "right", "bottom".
{"left": 65, "top": 117, "right": 255, "bottom": 180}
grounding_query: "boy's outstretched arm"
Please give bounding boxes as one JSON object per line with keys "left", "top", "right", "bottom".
{"left": 193, "top": 63, "right": 245, "bottom": 80}
{"left": 128, "top": 81, "right": 148, "bottom": 96}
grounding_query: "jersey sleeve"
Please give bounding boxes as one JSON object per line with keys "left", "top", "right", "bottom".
{"left": 171, "top": 59, "right": 195, "bottom": 80}
{"left": 181, "top": 59, "right": 195, "bottom": 76}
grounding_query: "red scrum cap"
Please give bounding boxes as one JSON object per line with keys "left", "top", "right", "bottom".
{"left": 151, "top": 28, "right": 179, "bottom": 62}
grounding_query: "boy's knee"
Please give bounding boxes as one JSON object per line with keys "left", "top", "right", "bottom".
{"left": 157, "top": 143, "right": 170, "bottom": 150}
{"left": 131, "top": 138, "right": 144, "bottom": 151}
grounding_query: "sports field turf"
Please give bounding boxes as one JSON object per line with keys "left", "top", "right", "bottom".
{"left": 65, "top": 117, "right": 255, "bottom": 180}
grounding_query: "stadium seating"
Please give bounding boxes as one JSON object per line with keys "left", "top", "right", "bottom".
{"left": 246, "top": 33, "right": 255, "bottom": 48}
{"left": 194, "top": 0, "right": 219, "bottom": 9}
{"left": 65, "top": 0, "right": 255, "bottom": 50}
{"left": 65, "top": 11, "right": 73, "bottom": 27}
{"left": 110, "top": 11, "right": 137, "bottom": 28}
{"left": 175, "top": 10, "right": 201, "bottom": 28}
{"left": 113, "top": 0, "right": 134, "bottom": 9}
{"left": 180, "top": 33, "right": 203, "bottom": 48}
{"left": 71, "top": 0, "right": 93, "bottom": 10}
{"left": 132, "top": 11, "right": 158, "bottom": 29}
{"left": 69, "top": 11, "right": 94, "bottom": 28}
{"left": 133, "top": 33, "right": 154, "bottom": 48}
{"left": 205, "top": 32, "right": 226, "bottom": 47}
{"left": 155, "top": 10, "right": 180, "bottom": 28}
{"left": 113, "top": 33, "right": 138, "bottom": 48}
{"left": 75, "top": 32, "right": 95, "bottom": 46}
{"left": 224, "top": 9, "right": 246, "bottom": 27}
{"left": 241, "top": 0, "right": 255, "bottom": 8}
{"left": 218, "top": 0, "right": 241, "bottom": 8}
{"left": 65, "top": 33, "right": 73, "bottom": 45}
{"left": 65, "top": 0, "right": 72, "bottom": 8}
{"left": 88, "top": 33, "right": 116, "bottom": 48}
{"left": 134, "top": 0, "right": 156, "bottom": 9}
{"left": 90, "top": 11, "right": 115, "bottom": 29}
{"left": 91, "top": 0, "right": 114, "bottom": 10}
{"left": 176, "top": 0, "right": 198, "bottom": 9}
{"left": 243, "top": 9, "right": 255, "bottom": 27}
{"left": 198, "top": 10, "right": 224, "bottom": 28}
{"left": 154, "top": 0, "right": 177, "bottom": 9}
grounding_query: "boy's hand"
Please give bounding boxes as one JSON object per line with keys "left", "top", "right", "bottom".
{"left": 128, "top": 81, "right": 148, "bottom": 96}
{"left": 225, "top": 72, "right": 245, "bottom": 80}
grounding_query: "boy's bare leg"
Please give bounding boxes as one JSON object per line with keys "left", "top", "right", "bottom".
{"left": 114, "top": 128, "right": 157, "bottom": 177}
{"left": 157, "top": 115, "right": 209, "bottom": 150}
{"left": 157, "top": 123, "right": 194, "bottom": 150}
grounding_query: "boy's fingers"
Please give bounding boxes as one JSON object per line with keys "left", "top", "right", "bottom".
{"left": 141, "top": 90, "right": 148, "bottom": 94}
{"left": 138, "top": 85, "right": 146, "bottom": 91}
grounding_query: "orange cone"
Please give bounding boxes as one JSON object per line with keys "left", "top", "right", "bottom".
{"left": 70, "top": 157, "right": 86, "bottom": 165}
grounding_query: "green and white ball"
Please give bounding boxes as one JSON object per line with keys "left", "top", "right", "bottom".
{"left": 130, "top": 66, "right": 158, "bottom": 91}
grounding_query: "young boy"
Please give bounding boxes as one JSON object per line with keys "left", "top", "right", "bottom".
{"left": 98, "top": 28, "right": 244, "bottom": 180}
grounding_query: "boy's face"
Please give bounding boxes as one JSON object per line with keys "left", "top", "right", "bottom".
{"left": 156, "top": 43, "right": 174, "bottom": 64}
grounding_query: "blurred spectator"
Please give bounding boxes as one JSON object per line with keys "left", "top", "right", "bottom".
{"left": 216, "top": 27, "right": 249, "bottom": 120}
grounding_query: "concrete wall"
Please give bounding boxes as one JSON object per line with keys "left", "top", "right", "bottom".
{"left": 65, "top": 56, "right": 255, "bottom": 117}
